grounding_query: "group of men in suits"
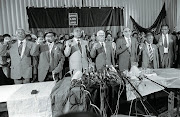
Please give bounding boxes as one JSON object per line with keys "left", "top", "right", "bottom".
{"left": 116, "top": 24, "right": 176, "bottom": 72}
{"left": 0, "top": 29, "right": 65, "bottom": 84}
{"left": 0, "top": 25, "right": 177, "bottom": 84}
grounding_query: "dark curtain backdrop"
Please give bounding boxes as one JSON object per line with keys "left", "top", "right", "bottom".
{"left": 26, "top": 7, "right": 124, "bottom": 36}
{"left": 130, "top": 3, "right": 166, "bottom": 34}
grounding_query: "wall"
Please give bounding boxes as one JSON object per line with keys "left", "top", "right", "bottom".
{"left": 0, "top": 0, "right": 177, "bottom": 35}
{"left": 177, "top": 0, "right": 180, "bottom": 31}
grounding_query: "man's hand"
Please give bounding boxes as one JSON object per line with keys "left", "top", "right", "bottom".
{"left": 4, "top": 38, "right": 10, "bottom": 45}
{"left": 92, "top": 43, "right": 99, "bottom": 49}
{"left": 36, "top": 37, "right": 44, "bottom": 45}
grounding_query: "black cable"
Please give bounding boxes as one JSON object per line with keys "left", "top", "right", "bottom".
{"left": 119, "top": 73, "right": 159, "bottom": 116}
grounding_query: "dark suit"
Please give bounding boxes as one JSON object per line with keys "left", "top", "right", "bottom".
{"left": 90, "top": 41, "right": 115, "bottom": 71}
{"left": 139, "top": 43, "right": 159, "bottom": 69}
{"left": 116, "top": 37, "right": 138, "bottom": 71}
{"left": 155, "top": 34, "right": 176, "bottom": 68}
{"left": 33, "top": 43, "right": 65, "bottom": 82}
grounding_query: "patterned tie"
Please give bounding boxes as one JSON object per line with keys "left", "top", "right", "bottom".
{"left": 77, "top": 39, "right": 82, "bottom": 53}
{"left": 128, "top": 38, "right": 131, "bottom": 52}
{"left": 18, "top": 41, "right": 23, "bottom": 56}
{"left": 148, "top": 44, "right": 153, "bottom": 61}
{"left": 164, "top": 34, "right": 168, "bottom": 48}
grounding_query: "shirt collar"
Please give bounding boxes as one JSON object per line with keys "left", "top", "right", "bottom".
{"left": 74, "top": 37, "right": 81, "bottom": 43}
{"left": 18, "top": 39, "right": 26, "bottom": 45}
{"left": 47, "top": 41, "right": 54, "bottom": 46}
{"left": 124, "top": 36, "right": 131, "bottom": 40}
{"left": 162, "top": 33, "right": 168, "bottom": 37}
{"left": 99, "top": 41, "right": 105, "bottom": 45}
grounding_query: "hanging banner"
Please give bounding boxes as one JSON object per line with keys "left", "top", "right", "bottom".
{"left": 69, "top": 13, "right": 78, "bottom": 26}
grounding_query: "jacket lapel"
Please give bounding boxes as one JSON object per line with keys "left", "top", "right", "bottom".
{"left": 144, "top": 44, "right": 149, "bottom": 57}
{"left": 14, "top": 42, "right": 21, "bottom": 59}
{"left": 21, "top": 41, "right": 28, "bottom": 59}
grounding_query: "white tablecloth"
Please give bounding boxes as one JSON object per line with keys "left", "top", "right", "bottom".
{"left": 7, "top": 81, "right": 56, "bottom": 117}
{"left": 126, "top": 68, "right": 180, "bottom": 101}
{"left": 0, "top": 84, "right": 23, "bottom": 103}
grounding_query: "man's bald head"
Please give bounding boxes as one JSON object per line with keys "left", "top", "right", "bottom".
{"left": 96, "top": 30, "right": 105, "bottom": 42}
{"left": 123, "top": 27, "right": 131, "bottom": 38}
{"left": 16, "top": 29, "right": 26, "bottom": 41}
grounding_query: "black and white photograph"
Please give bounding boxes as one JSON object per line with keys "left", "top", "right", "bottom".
{"left": 0, "top": 0, "right": 180, "bottom": 117}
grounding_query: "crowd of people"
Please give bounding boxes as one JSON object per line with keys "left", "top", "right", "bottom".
{"left": 0, "top": 24, "right": 179, "bottom": 85}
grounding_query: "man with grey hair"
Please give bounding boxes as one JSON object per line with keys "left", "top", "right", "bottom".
{"left": 116, "top": 27, "right": 138, "bottom": 72}
{"left": 0, "top": 29, "right": 38, "bottom": 84}
{"left": 90, "top": 30, "right": 115, "bottom": 71}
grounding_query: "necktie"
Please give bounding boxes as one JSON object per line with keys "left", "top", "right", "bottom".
{"left": 101, "top": 42, "right": 105, "bottom": 53}
{"left": 148, "top": 44, "right": 153, "bottom": 61}
{"left": 128, "top": 38, "right": 131, "bottom": 52}
{"left": 49, "top": 51, "right": 54, "bottom": 72}
{"left": 18, "top": 41, "right": 23, "bottom": 56}
{"left": 77, "top": 39, "right": 82, "bottom": 53}
{"left": 164, "top": 35, "right": 168, "bottom": 48}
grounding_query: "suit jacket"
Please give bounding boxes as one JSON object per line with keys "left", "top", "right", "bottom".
{"left": 139, "top": 43, "right": 159, "bottom": 69}
{"left": 90, "top": 41, "right": 115, "bottom": 70}
{"left": 33, "top": 43, "right": 65, "bottom": 82}
{"left": 0, "top": 40, "right": 37, "bottom": 79}
{"left": 116, "top": 37, "right": 138, "bottom": 71}
{"left": 0, "top": 46, "right": 10, "bottom": 78}
{"left": 64, "top": 38, "right": 89, "bottom": 74}
{"left": 155, "top": 34, "right": 176, "bottom": 67}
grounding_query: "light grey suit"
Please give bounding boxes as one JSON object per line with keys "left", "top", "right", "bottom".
{"left": 0, "top": 40, "right": 38, "bottom": 79}
{"left": 64, "top": 38, "right": 89, "bottom": 74}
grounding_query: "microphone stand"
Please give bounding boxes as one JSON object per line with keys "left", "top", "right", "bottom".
{"left": 143, "top": 75, "right": 167, "bottom": 89}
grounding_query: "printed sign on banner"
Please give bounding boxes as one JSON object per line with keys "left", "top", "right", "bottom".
{"left": 69, "top": 13, "right": 78, "bottom": 26}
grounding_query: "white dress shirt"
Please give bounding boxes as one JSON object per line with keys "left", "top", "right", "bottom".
{"left": 124, "top": 36, "right": 131, "bottom": 45}
{"left": 18, "top": 39, "right": 26, "bottom": 58}
{"left": 47, "top": 42, "right": 54, "bottom": 53}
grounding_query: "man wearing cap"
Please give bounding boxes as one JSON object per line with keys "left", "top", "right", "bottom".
{"left": 116, "top": 27, "right": 138, "bottom": 72}
{"left": 0, "top": 29, "right": 38, "bottom": 84}
{"left": 64, "top": 27, "right": 89, "bottom": 78}
{"left": 33, "top": 32, "right": 65, "bottom": 82}
{"left": 90, "top": 30, "right": 115, "bottom": 71}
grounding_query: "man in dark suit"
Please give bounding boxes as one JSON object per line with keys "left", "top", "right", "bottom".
{"left": 155, "top": 25, "right": 176, "bottom": 68}
{"left": 138, "top": 33, "right": 159, "bottom": 69}
{"left": 0, "top": 29, "right": 38, "bottom": 84}
{"left": 33, "top": 32, "right": 65, "bottom": 82}
{"left": 116, "top": 27, "right": 138, "bottom": 72}
{"left": 90, "top": 30, "right": 115, "bottom": 71}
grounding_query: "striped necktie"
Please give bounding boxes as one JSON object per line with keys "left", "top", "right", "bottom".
{"left": 128, "top": 38, "right": 131, "bottom": 52}
{"left": 148, "top": 44, "right": 153, "bottom": 61}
